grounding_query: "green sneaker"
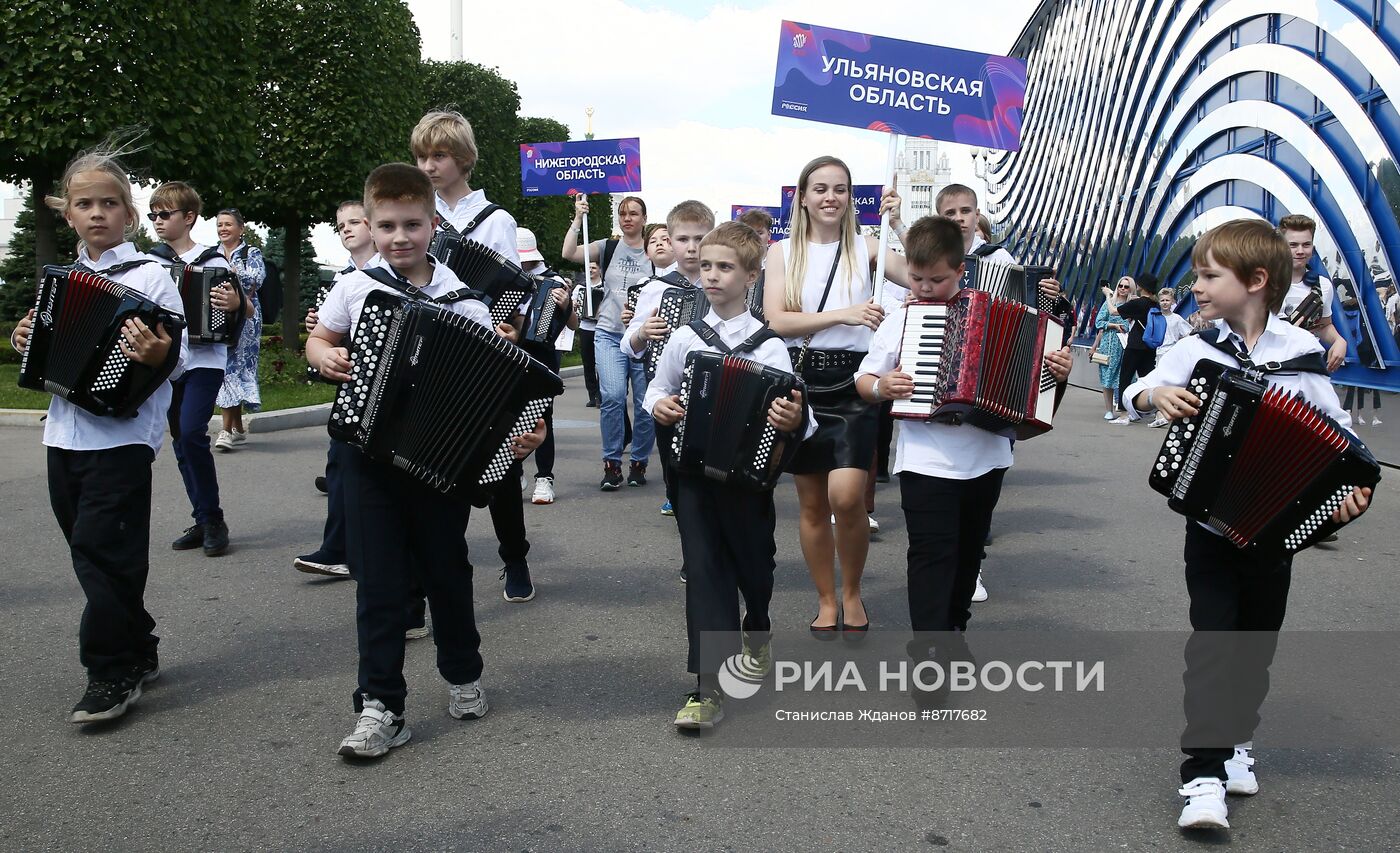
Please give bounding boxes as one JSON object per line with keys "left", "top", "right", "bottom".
{"left": 673, "top": 691, "right": 724, "bottom": 729}
{"left": 739, "top": 632, "right": 772, "bottom": 679}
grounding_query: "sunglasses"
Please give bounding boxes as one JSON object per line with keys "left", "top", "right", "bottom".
{"left": 147, "top": 209, "right": 188, "bottom": 221}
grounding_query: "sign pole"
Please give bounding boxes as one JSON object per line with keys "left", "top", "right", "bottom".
{"left": 872, "top": 132, "right": 900, "bottom": 297}
{"left": 581, "top": 198, "right": 593, "bottom": 316}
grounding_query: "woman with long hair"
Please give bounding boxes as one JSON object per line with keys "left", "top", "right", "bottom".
{"left": 763, "top": 155, "right": 908, "bottom": 635}
{"left": 213, "top": 208, "right": 265, "bottom": 448}
{"left": 1092, "top": 276, "right": 1133, "bottom": 420}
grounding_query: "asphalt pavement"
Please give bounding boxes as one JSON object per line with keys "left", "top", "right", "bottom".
{"left": 1, "top": 381, "right": 1396, "bottom": 852}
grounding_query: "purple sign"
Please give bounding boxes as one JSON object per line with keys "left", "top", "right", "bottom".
{"left": 771, "top": 20, "right": 1026, "bottom": 151}
{"left": 780, "top": 184, "right": 884, "bottom": 226}
{"left": 520, "top": 137, "right": 642, "bottom": 196}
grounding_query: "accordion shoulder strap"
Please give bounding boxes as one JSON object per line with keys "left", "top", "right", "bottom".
{"left": 148, "top": 244, "right": 178, "bottom": 261}
{"left": 363, "top": 265, "right": 484, "bottom": 306}
{"left": 87, "top": 258, "right": 159, "bottom": 276}
{"left": 1198, "top": 328, "right": 1329, "bottom": 375}
{"left": 687, "top": 319, "right": 779, "bottom": 355}
{"left": 972, "top": 242, "right": 1003, "bottom": 258}
{"left": 435, "top": 203, "right": 504, "bottom": 238}
{"left": 191, "top": 245, "right": 224, "bottom": 266}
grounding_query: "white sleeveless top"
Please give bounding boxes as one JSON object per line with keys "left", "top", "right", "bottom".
{"left": 779, "top": 237, "right": 874, "bottom": 352}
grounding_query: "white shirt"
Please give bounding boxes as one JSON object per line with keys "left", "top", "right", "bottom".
{"left": 1386, "top": 292, "right": 1399, "bottom": 328}
{"left": 622, "top": 271, "right": 700, "bottom": 358}
{"left": 1124, "top": 313, "right": 1351, "bottom": 432}
{"left": 436, "top": 189, "right": 520, "bottom": 265}
{"left": 856, "top": 304, "right": 1014, "bottom": 480}
{"left": 643, "top": 309, "right": 817, "bottom": 442}
{"left": 1158, "top": 311, "right": 1193, "bottom": 351}
{"left": 42, "top": 242, "right": 189, "bottom": 454}
{"left": 970, "top": 234, "right": 1017, "bottom": 266}
{"left": 778, "top": 237, "right": 874, "bottom": 352}
{"left": 318, "top": 255, "right": 493, "bottom": 339}
{"left": 164, "top": 243, "right": 231, "bottom": 372}
{"left": 1279, "top": 274, "right": 1334, "bottom": 321}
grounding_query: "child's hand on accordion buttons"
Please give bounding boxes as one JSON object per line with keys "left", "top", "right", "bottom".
{"left": 620, "top": 307, "right": 634, "bottom": 325}
{"left": 1332, "top": 486, "right": 1372, "bottom": 524}
{"left": 319, "top": 346, "right": 352, "bottom": 383}
{"left": 768, "top": 390, "right": 805, "bottom": 433}
{"left": 120, "top": 317, "right": 172, "bottom": 367}
{"left": 1152, "top": 385, "right": 1200, "bottom": 421}
{"left": 304, "top": 308, "right": 319, "bottom": 333}
{"left": 1045, "top": 346, "right": 1073, "bottom": 382}
{"left": 210, "top": 283, "right": 240, "bottom": 313}
{"left": 509, "top": 419, "right": 547, "bottom": 460}
{"left": 11, "top": 309, "right": 34, "bottom": 354}
{"left": 877, "top": 371, "right": 916, "bottom": 400}
{"left": 496, "top": 322, "right": 520, "bottom": 343}
{"left": 641, "top": 310, "right": 670, "bottom": 341}
{"left": 1039, "top": 277, "right": 1063, "bottom": 299}
{"left": 551, "top": 287, "right": 571, "bottom": 308}
{"left": 652, "top": 394, "right": 686, "bottom": 427}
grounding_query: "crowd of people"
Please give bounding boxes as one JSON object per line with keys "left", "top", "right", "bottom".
{"left": 7, "top": 107, "right": 1377, "bottom": 836}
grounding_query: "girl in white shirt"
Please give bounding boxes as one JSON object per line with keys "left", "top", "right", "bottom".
{"left": 762, "top": 155, "right": 910, "bottom": 635}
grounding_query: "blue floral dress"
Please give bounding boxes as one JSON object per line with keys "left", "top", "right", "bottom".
{"left": 1095, "top": 301, "right": 1126, "bottom": 390}
{"left": 217, "top": 243, "right": 265, "bottom": 411}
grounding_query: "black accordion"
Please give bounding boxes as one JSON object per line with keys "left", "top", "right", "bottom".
{"left": 645, "top": 286, "right": 710, "bottom": 379}
{"left": 961, "top": 256, "right": 1057, "bottom": 314}
{"left": 522, "top": 277, "right": 570, "bottom": 345}
{"left": 19, "top": 265, "right": 185, "bottom": 417}
{"left": 1286, "top": 288, "right": 1325, "bottom": 330}
{"left": 428, "top": 231, "right": 536, "bottom": 326}
{"left": 170, "top": 263, "right": 238, "bottom": 343}
{"left": 328, "top": 290, "right": 563, "bottom": 505}
{"left": 672, "top": 351, "right": 803, "bottom": 491}
{"left": 1149, "top": 360, "right": 1381, "bottom": 554}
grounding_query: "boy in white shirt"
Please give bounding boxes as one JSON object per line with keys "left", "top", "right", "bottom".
{"left": 854, "top": 217, "right": 1070, "bottom": 681}
{"left": 1277, "top": 214, "right": 1346, "bottom": 371}
{"left": 645, "top": 222, "right": 811, "bottom": 729}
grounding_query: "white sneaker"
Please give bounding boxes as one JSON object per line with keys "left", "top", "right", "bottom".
{"left": 972, "top": 572, "right": 988, "bottom": 602}
{"left": 1103, "top": 411, "right": 1116, "bottom": 421}
{"left": 214, "top": 430, "right": 235, "bottom": 451}
{"left": 1177, "top": 777, "right": 1229, "bottom": 829}
{"left": 230, "top": 428, "right": 247, "bottom": 445}
{"left": 293, "top": 556, "right": 350, "bottom": 577}
{"left": 1355, "top": 415, "right": 1366, "bottom": 425}
{"left": 1225, "top": 744, "right": 1258, "bottom": 795}
{"left": 1109, "top": 416, "right": 1130, "bottom": 425}
{"left": 337, "top": 698, "right": 411, "bottom": 758}
{"left": 1149, "top": 415, "right": 1169, "bottom": 428}
{"left": 448, "top": 680, "right": 489, "bottom": 720}
{"left": 868, "top": 515, "right": 879, "bottom": 533}
{"left": 1370, "top": 416, "right": 1382, "bottom": 426}
{"left": 531, "top": 476, "right": 555, "bottom": 505}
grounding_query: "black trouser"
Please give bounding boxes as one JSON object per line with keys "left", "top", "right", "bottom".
{"left": 408, "top": 460, "right": 529, "bottom": 624}
{"left": 520, "top": 341, "right": 560, "bottom": 479}
{"left": 876, "top": 400, "right": 895, "bottom": 475}
{"left": 316, "top": 439, "right": 349, "bottom": 564}
{"left": 1180, "top": 522, "right": 1291, "bottom": 783}
{"left": 1117, "top": 347, "right": 1156, "bottom": 398}
{"left": 655, "top": 422, "right": 679, "bottom": 508}
{"left": 901, "top": 468, "right": 1006, "bottom": 632}
{"left": 578, "top": 328, "right": 600, "bottom": 402}
{"left": 167, "top": 366, "right": 224, "bottom": 525}
{"left": 343, "top": 448, "right": 482, "bottom": 716}
{"left": 676, "top": 475, "right": 776, "bottom": 676}
{"left": 1341, "top": 385, "right": 1381, "bottom": 411}
{"left": 47, "top": 444, "right": 158, "bottom": 680}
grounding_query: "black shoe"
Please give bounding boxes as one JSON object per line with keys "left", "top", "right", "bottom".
{"left": 680, "top": 565, "right": 688, "bottom": 583}
{"left": 202, "top": 521, "right": 229, "bottom": 557}
{"left": 627, "top": 461, "right": 647, "bottom": 487}
{"left": 876, "top": 471, "right": 891, "bottom": 483}
{"left": 130, "top": 656, "right": 161, "bottom": 687}
{"left": 314, "top": 476, "right": 328, "bottom": 494}
{"left": 585, "top": 397, "right": 599, "bottom": 408}
{"left": 69, "top": 673, "right": 142, "bottom": 724}
{"left": 600, "top": 461, "right": 623, "bottom": 491}
{"left": 171, "top": 525, "right": 204, "bottom": 551}
{"left": 501, "top": 563, "right": 536, "bottom": 602}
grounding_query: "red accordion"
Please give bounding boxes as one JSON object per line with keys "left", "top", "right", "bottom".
{"left": 891, "top": 289, "right": 1061, "bottom": 439}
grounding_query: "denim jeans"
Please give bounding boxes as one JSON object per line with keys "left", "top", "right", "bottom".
{"left": 594, "top": 328, "right": 654, "bottom": 464}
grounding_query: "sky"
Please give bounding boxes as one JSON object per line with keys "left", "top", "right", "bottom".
{"left": 188, "top": 0, "right": 1040, "bottom": 266}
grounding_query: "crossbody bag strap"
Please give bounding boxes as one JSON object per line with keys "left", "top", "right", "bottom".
{"left": 794, "top": 241, "right": 843, "bottom": 374}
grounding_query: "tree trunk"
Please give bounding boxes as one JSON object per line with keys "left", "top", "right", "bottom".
{"left": 30, "top": 175, "right": 56, "bottom": 282}
{"left": 282, "top": 216, "right": 302, "bottom": 345}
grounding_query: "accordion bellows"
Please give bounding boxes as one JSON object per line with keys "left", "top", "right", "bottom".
{"left": 1149, "top": 360, "right": 1381, "bottom": 554}
{"left": 19, "top": 266, "right": 185, "bottom": 417}
{"left": 892, "top": 289, "right": 1061, "bottom": 439}
{"left": 428, "top": 231, "right": 537, "bottom": 326}
{"left": 328, "top": 290, "right": 563, "bottom": 504}
{"left": 672, "top": 351, "right": 802, "bottom": 491}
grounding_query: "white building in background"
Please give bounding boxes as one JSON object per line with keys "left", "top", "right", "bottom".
{"left": 0, "top": 183, "right": 27, "bottom": 266}
{"left": 896, "top": 138, "right": 953, "bottom": 227}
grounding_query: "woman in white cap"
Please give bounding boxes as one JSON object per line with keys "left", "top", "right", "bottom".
{"left": 517, "top": 226, "right": 577, "bottom": 505}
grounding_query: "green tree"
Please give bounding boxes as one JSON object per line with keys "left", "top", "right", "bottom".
{"left": 0, "top": 3, "right": 257, "bottom": 283}
{"left": 0, "top": 195, "right": 78, "bottom": 320}
{"left": 239, "top": 0, "right": 421, "bottom": 343}
{"left": 263, "top": 226, "right": 320, "bottom": 314}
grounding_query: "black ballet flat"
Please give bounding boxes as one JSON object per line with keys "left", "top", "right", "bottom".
{"left": 810, "top": 613, "right": 840, "bottom": 640}
{"left": 842, "top": 600, "right": 870, "bottom": 637}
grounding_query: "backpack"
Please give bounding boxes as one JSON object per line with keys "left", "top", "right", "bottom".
{"left": 1141, "top": 307, "right": 1167, "bottom": 349}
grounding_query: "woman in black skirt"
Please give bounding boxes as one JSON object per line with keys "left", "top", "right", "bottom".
{"left": 763, "top": 155, "right": 908, "bottom": 634}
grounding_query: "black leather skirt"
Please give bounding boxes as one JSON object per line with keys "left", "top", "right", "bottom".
{"left": 787, "top": 350, "right": 877, "bottom": 475}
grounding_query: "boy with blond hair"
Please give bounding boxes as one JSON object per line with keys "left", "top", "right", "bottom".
{"left": 1124, "top": 218, "right": 1370, "bottom": 831}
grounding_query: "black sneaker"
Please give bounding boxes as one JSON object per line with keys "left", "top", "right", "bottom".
{"left": 586, "top": 397, "right": 599, "bottom": 408}
{"left": 132, "top": 656, "right": 160, "bottom": 686}
{"left": 171, "top": 525, "right": 204, "bottom": 551}
{"left": 501, "top": 563, "right": 536, "bottom": 602}
{"left": 69, "top": 674, "right": 142, "bottom": 724}
{"left": 314, "top": 476, "right": 328, "bottom": 494}
{"left": 203, "top": 521, "right": 230, "bottom": 557}
{"left": 627, "top": 461, "right": 647, "bottom": 487}
{"left": 600, "top": 461, "right": 623, "bottom": 491}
